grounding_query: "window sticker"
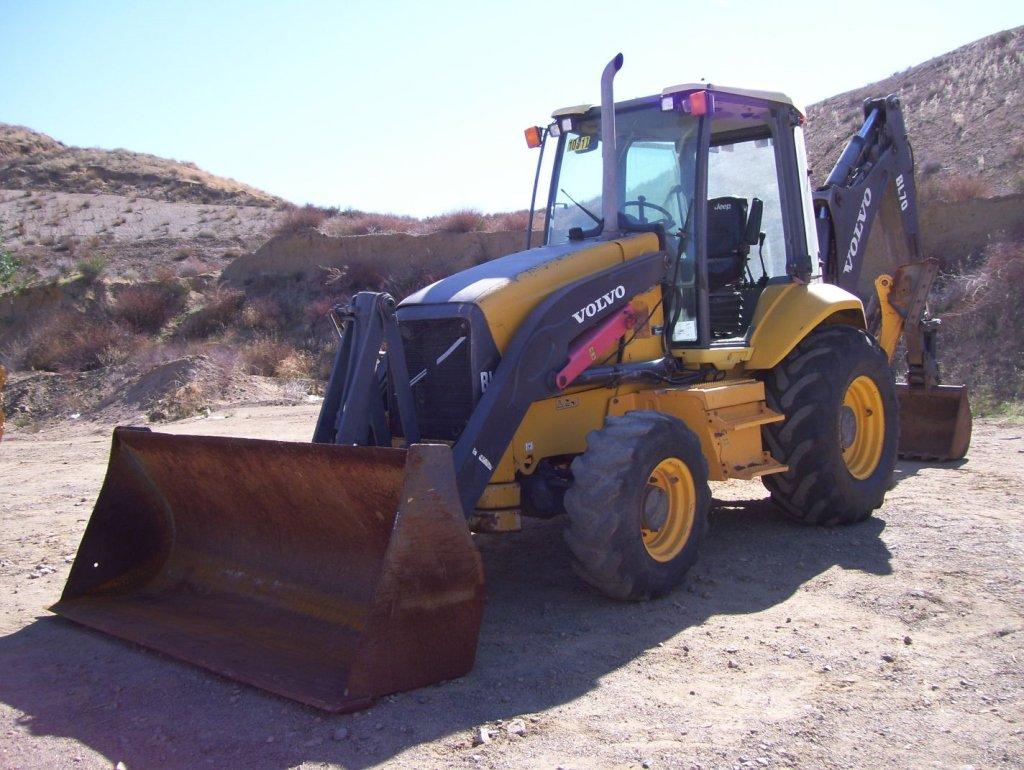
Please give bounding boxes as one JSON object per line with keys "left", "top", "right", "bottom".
{"left": 567, "top": 135, "right": 596, "bottom": 153}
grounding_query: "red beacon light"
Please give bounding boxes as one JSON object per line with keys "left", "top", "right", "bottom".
{"left": 686, "top": 90, "right": 712, "bottom": 116}
{"left": 661, "top": 90, "right": 715, "bottom": 117}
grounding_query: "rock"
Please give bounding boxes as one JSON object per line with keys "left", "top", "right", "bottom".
{"left": 115, "top": 763, "right": 127, "bottom": 770}
{"left": 903, "top": 636, "right": 912, "bottom": 645}
{"left": 881, "top": 653, "right": 895, "bottom": 663}
{"left": 506, "top": 718, "right": 527, "bottom": 736}
{"left": 725, "top": 646, "right": 738, "bottom": 653}
{"left": 472, "top": 726, "right": 493, "bottom": 746}
{"left": 728, "top": 660, "right": 739, "bottom": 669}
{"left": 642, "top": 760, "right": 653, "bottom": 768}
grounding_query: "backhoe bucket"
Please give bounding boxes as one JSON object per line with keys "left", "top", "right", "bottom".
{"left": 51, "top": 428, "right": 484, "bottom": 712}
{"left": 896, "top": 383, "right": 972, "bottom": 462}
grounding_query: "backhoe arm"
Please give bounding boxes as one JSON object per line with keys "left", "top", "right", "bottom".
{"left": 814, "top": 94, "right": 971, "bottom": 462}
{"left": 814, "top": 94, "right": 922, "bottom": 297}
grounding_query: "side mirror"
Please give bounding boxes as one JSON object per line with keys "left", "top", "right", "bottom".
{"left": 744, "top": 198, "right": 763, "bottom": 246}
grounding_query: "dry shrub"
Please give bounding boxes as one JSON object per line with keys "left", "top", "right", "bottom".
{"left": 113, "top": 283, "right": 185, "bottom": 333}
{"left": 306, "top": 294, "right": 341, "bottom": 330}
{"left": 275, "top": 349, "right": 314, "bottom": 379}
{"left": 76, "top": 253, "right": 108, "bottom": 281}
{"left": 429, "top": 208, "right": 485, "bottom": 234}
{"left": 156, "top": 379, "right": 218, "bottom": 421}
{"left": 343, "top": 260, "right": 387, "bottom": 290}
{"left": 241, "top": 296, "right": 285, "bottom": 331}
{"left": 275, "top": 205, "right": 331, "bottom": 236}
{"left": 932, "top": 240, "right": 1024, "bottom": 411}
{"left": 21, "top": 311, "right": 137, "bottom": 372}
{"left": 324, "top": 212, "right": 420, "bottom": 236}
{"left": 485, "top": 209, "right": 537, "bottom": 232}
{"left": 241, "top": 338, "right": 299, "bottom": 376}
{"left": 922, "top": 173, "right": 992, "bottom": 204}
{"left": 177, "top": 288, "right": 244, "bottom": 338}
{"left": 176, "top": 256, "right": 210, "bottom": 278}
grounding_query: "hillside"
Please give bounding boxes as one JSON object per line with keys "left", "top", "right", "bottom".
{"left": 805, "top": 26, "right": 1023, "bottom": 195}
{"left": 0, "top": 123, "right": 281, "bottom": 207}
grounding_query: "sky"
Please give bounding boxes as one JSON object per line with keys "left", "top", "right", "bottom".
{"left": 2, "top": 1, "right": 1021, "bottom": 216}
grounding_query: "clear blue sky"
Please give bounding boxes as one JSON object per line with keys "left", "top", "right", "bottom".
{"left": 2, "top": 1, "right": 1020, "bottom": 216}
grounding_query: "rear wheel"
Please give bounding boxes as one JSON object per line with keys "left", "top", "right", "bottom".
{"left": 564, "top": 411, "right": 710, "bottom": 600}
{"left": 762, "top": 324, "right": 898, "bottom": 525}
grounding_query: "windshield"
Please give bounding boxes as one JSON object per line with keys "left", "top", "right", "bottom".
{"left": 545, "top": 103, "right": 702, "bottom": 343}
{"left": 546, "top": 104, "right": 701, "bottom": 245}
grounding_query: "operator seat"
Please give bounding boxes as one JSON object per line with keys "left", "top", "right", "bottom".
{"left": 706, "top": 196, "right": 751, "bottom": 289}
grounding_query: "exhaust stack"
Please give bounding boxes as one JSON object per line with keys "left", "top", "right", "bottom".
{"left": 601, "top": 53, "right": 624, "bottom": 238}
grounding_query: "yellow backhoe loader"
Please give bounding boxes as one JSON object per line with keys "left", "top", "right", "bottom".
{"left": 53, "top": 55, "right": 970, "bottom": 711}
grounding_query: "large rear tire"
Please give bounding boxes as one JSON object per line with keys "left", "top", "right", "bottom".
{"left": 762, "top": 324, "right": 898, "bottom": 525}
{"left": 564, "top": 411, "right": 710, "bottom": 600}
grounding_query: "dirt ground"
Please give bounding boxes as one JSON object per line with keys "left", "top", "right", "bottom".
{"left": 0, "top": 405, "right": 1021, "bottom": 770}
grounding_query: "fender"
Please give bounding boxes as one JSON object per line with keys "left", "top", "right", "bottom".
{"left": 745, "top": 282, "right": 865, "bottom": 371}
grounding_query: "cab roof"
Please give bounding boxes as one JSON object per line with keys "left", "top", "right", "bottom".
{"left": 552, "top": 83, "right": 802, "bottom": 120}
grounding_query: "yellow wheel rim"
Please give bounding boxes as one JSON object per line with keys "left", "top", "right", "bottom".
{"left": 641, "top": 457, "right": 696, "bottom": 562}
{"left": 841, "top": 375, "right": 885, "bottom": 480}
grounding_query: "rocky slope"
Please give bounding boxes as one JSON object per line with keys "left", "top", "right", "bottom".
{"left": 0, "top": 123, "right": 281, "bottom": 207}
{"left": 805, "top": 26, "right": 1023, "bottom": 195}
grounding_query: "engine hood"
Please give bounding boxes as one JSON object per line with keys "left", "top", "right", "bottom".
{"left": 399, "top": 234, "right": 660, "bottom": 351}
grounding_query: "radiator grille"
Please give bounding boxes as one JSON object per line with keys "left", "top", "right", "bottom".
{"left": 391, "top": 318, "right": 475, "bottom": 441}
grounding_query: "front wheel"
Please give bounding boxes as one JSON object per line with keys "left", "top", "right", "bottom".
{"left": 762, "top": 324, "right": 898, "bottom": 525}
{"left": 564, "top": 411, "right": 710, "bottom": 600}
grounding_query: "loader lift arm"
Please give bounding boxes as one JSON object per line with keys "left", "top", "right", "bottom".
{"left": 813, "top": 95, "right": 971, "bottom": 460}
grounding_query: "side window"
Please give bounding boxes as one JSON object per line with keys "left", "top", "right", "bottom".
{"left": 707, "top": 136, "right": 787, "bottom": 281}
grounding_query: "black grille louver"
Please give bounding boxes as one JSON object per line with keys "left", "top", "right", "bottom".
{"left": 391, "top": 318, "right": 475, "bottom": 441}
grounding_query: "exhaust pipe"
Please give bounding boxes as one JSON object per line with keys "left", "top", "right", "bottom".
{"left": 601, "top": 53, "right": 624, "bottom": 238}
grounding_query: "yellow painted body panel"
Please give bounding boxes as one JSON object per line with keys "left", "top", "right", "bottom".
{"left": 874, "top": 274, "right": 901, "bottom": 362}
{"left": 477, "top": 232, "right": 661, "bottom": 351}
{"left": 744, "top": 282, "right": 865, "bottom": 370}
{"left": 455, "top": 237, "right": 864, "bottom": 506}
{"left": 608, "top": 381, "right": 786, "bottom": 481}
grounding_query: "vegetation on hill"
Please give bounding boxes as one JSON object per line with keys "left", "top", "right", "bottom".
{"left": 0, "top": 123, "right": 281, "bottom": 207}
{"left": 805, "top": 26, "right": 1023, "bottom": 196}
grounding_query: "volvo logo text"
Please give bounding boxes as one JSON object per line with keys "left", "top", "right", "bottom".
{"left": 572, "top": 285, "right": 626, "bottom": 323}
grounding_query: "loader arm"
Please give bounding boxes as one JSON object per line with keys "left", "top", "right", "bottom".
{"left": 814, "top": 95, "right": 970, "bottom": 461}
{"left": 315, "top": 248, "right": 669, "bottom": 516}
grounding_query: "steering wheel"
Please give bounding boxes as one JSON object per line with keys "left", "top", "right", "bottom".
{"left": 622, "top": 196, "right": 676, "bottom": 229}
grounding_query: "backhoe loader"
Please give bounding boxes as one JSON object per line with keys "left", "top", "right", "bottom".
{"left": 53, "top": 54, "right": 970, "bottom": 711}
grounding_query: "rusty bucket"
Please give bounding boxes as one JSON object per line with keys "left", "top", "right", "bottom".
{"left": 51, "top": 427, "right": 484, "bottom": 711}
{"left": 896, "top": 384, "right": 972, "bottom": 462}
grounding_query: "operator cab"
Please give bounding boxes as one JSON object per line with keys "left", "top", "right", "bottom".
{"left": 536, "top": 84, "right": 818, "bottom": 347}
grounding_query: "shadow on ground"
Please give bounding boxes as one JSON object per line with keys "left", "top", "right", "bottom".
{"left": 0, "top": 494, "right": 891, "bottom": 769}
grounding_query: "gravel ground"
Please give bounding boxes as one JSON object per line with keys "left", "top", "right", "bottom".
{"left": 0, "top": 405, "right": 1021, "bottom": 770}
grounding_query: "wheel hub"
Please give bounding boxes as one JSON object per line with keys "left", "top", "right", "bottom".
{"left": 641, "top": 458, "right": 697, "bottom": 563}
{"left": 642, "top": 487, "right": 669, "bottom": 531}
{"left": 840, "top": 405, "right": 857, "bottom": 450}
{"left": 841, "top": 375, "right": 886, "bottom": 480}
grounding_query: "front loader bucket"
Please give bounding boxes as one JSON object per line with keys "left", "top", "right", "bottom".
{"left": 896, "top": 383, "right": 972, "bottom": 462}
{"left": 51, "top": 427, "right": 484, "bottom": 712}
